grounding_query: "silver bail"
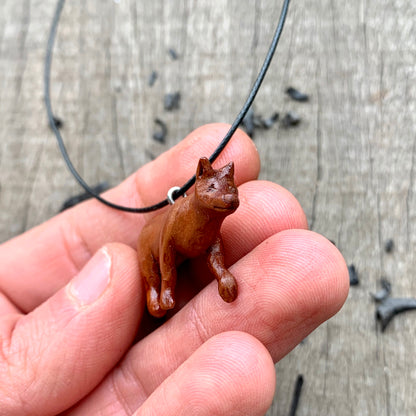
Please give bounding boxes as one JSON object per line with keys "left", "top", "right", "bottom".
{"left": 167, "top": 186, "right": 186, "bottom": 205}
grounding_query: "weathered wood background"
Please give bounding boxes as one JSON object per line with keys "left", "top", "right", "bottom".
{"left": 1, "top": 0, "right": 415, "bottom": 414}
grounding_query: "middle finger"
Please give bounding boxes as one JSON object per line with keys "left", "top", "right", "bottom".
{"left": 66, "top": 192, "right": 348, "bottom": 413}
{"left": 170, "top": 179, "right": 308, "bottom": 312}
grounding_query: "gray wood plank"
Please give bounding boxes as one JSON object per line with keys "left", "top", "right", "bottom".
{"left": 0, "top": 0, "right": 415, "bottom": 414}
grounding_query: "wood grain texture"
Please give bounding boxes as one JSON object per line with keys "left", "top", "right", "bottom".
{"left": 0, "top": 0, "right": 415, "bottom": 414}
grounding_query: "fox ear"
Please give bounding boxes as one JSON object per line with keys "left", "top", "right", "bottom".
{"left": 196, "top": 157, "right": 213, "bottom": 178}
{"left": 222, "top": 161, "right": 234, "bottom": 177}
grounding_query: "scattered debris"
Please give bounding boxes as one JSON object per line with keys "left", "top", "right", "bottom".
{"left": 261, "top": 112, "right": 279, "bottom": 128}
{"left": 376, "top": 297, "right": 416, "bottom": 331}
{"left": 164, "top": 92, "right": 181, "bottom": 111}
{"left": 145, "top": 149, "right": 157, "bottom": 161}
{"left": 148, "top": 70, "right": 158, "bottom": 87}
{"left": 288, "top": 374, "right": 304, "bottom": 416}
{"left": 281, "top": 111, "right": 301, "bottom": 128}
{"left": 50, "top": 116, "right": 63, "bottom": 129}
{"left": 152, "top": 118, "right": 168, "bottom": 143}
{"left": 369, "top": 278, "right": 416, "bottom": 331}
{"left": 241, "top": 87, "right": 309, "bottom": 136}
{"left": 168, "top": 48, "right": 179, "bottom": 60}
{"left": 384, "top": 238, "right": 394, "bottom": 253}
{"left": 241, "top": 108, "right": 279, "bottom": 138}
{"left": 348, "top": 264, "right": 359, "bottom": 286}
{"left": 242, "top": 108, "right": 256, "bottom": 137}
{"left": 60, "top": 182, "right": 110, "bottom": 212}
{"left": 371, "top": 278, "right": 392, "bottom": 302}
{"left": 285, "top": 87, "right": 309, "bottom": 102}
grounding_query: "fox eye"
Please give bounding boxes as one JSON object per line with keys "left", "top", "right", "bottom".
{"left": 208, "top": 183, "right": 216, "bottom": 192}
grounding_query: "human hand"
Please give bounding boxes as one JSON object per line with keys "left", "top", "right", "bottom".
{"left": 0, "top": 124, "right": 349, "bottom": 415}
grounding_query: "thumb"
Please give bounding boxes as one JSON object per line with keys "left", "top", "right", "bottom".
{"left": 0, "top": 243, "right": 143, "bottom": 416}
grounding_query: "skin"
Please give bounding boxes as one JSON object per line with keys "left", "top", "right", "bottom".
{"left": 0, "top": 123, "right": 349, "bottom": 415}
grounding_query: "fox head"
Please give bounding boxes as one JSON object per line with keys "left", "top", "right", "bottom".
{"left": 194, "top": 157, "right": 239, "bottom": 213}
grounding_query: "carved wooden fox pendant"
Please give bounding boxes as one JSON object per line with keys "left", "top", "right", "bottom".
{"left": 137, "top": 157, "right": 239, "bottom": 317}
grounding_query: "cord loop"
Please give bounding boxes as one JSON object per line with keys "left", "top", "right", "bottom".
{"left": 45, "top": 0, "right": 291, "bottom": 213}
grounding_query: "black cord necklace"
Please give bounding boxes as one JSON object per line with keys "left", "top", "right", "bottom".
{"left": 45, "top": 0, "right": 291, "bottom": 213}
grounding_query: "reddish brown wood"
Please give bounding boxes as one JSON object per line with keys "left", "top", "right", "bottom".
{"left": 137, "top": 157, "right": 239, "bottom": 317}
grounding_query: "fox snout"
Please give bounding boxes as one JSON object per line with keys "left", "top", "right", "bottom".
{"left": 222, "top": 193, "right": 239, "bottom": 209}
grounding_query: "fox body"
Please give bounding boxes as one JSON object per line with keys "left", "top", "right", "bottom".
{"left": 138, "top": 157, "right": 239, "bottom": 317}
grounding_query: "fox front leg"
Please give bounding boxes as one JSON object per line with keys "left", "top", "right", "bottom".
{"left": 207, "top": 236, "right": 238, "bottom": 303}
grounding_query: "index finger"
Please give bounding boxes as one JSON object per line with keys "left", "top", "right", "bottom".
{"left": 0, "top": 124, "right": 260, "bottom": 312}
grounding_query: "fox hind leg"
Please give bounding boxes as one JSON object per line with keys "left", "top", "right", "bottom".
{"left": 140, "top": 253, "right": 166, "bottom": 318}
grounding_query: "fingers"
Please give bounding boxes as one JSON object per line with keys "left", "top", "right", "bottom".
{"left": 186, "top": 230, "right": 348, "bottom": 360}
{"left": 0, "top": 123, "right": 259, "bottom": 312}
{"left": 134, "top": 332, "right": 275, "bottom": 416}
{"left": 66, "top": 230, "right": 348, "bottom": 410}
{"left": 0, "top": 292, "right": 20, "bottom": 315}
{"left": 66, "top": 332, "right": 275, "bottom": 415}
{"left": 188, "top": 180, "right": 308, "bottom": 278}
{"left": 0, "top": 244, "right": 142, "bottom": 416}
{"left": 178, "top": 179, "right": 308, "bottom": 305}
{"left": 222, "top": 180, "right": 308, "bottom": 263}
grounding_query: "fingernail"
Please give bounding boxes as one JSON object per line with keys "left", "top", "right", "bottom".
{"left": 69, "top": 248, "right": 111, "bottom": 305}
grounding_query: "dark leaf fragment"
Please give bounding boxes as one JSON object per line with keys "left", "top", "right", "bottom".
{"left": 145, "top": 149, "right": 157, "bottom": 161}
{"left": 371, "top": 278, "right": 392, "bottom": 302}
{"left": 384, "top": 238, "right": 394, "bottom": 253}
{"left": 348, "top": 264, "right": 359, "bottom": 286}
{"left": 148, "top": 70, "right": 158, "bottom": 87}
{"left": 242, "top": 108, "right": 255, "bottom": 137}
{"left": 50, "top": 116, "right": 63, "bottom": 129}
{"left": 152, "top": 118, "right": 168, "bottom": 143}
{"left": 289, "top": 374, "right": 304, "bottom": 416}
{"left": 242, "top": 108, "right": 279, "bottom": 138}
{"left": 281, "top": 111, "right": 301, "bottom": 128}
{"left": 261, "top": 112, "right": 279, "bottom": 128}
{"left": 376, "top": 297, "right": 416, "bottom": 331}
{"left": 164, "top": 92, "right": 181, "bottom": 111}
{"left": 168, "top": 48, "right": 179, "bottom": 60}
{"left": 286, "top": 87, "right": 309, "bottom": 102}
